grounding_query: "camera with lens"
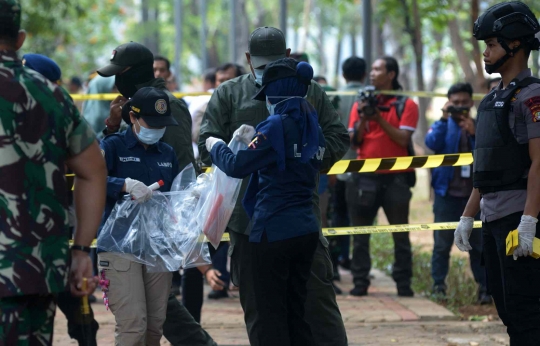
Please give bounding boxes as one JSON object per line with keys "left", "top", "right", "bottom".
{"left": 356, "top": 86, "right": 379, "bottom": 117}
{"left": 446, "top": 105, "right": 470, "bottom": 122}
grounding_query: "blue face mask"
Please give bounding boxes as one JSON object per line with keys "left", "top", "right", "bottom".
{"left": 253, "top": 68, "right": 264, "bottom": 85}
{"left": 136, "top": 119, "right": 166, "bottom": 145}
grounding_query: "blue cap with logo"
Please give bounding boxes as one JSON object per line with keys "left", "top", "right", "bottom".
{"left": 123, "top": 87, "right": 178, "bottom": 127}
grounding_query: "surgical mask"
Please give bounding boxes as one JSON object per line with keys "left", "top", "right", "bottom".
{"left": 136, "top": 119, "right": 166, "bottom": 145}
{"left": 266, "top": 96, "right": 304, "bottom": 115}
{"left": 253, "top": 68, "right": 264, "bottom": 85}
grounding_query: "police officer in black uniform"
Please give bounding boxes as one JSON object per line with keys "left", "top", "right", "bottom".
{"left": 454, "top": 2, "right": 540, "bottom": 344}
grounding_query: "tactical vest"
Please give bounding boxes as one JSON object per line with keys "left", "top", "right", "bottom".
{"left": 473, "top": 77, "right": 540, "bottom": 193}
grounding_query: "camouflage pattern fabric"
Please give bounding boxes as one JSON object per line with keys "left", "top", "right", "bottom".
{"left": 0, "top": 49, "right": 96, "bottom": 298}
{"left": 0, "top": 294, "right": 56, "bottom": 346}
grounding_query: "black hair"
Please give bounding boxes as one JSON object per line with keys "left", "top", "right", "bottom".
{"left": 70, "top": 76, "right": 83, "bottom": 88}
{"left": 379, "top": 56, "right": 402, "bottom": 90}
{"left": 486, "top": 77, "right": 502, "bottom": 90}
{"left": 447, "top": 82, "right": 473, "bottom": 98}
{"left": 290, "top": 52, "right": 310, "bottom": 63}
{"left": 216, "top": 62, "right": 245, "bottom": 78}
{"left": 342, "top": 56, "right": 366, "bottom": 82}
{"left": 203, "top": 68, "right": 216, "bottom": 84}
{"left": 153, "top": 55, "right": 171, "bottom": 71}
{"left": 0, "top": 19, "right": 19, "bottom": 47}
{"left": 313, "top": 75, "right": 327, "bottom": 84}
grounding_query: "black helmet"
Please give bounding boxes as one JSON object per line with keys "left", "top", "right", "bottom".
{"left": 473, "top": 1, "right": 539, "bottom": 41}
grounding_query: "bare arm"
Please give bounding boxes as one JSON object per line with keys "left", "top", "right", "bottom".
{"left": 462, "top": 188, "right": 481, "bottom": 218}
{"left": 375, "top": 113, "right": 413, "bottom": 148}
{"left": 524, "top": 138, "right": 540, "bottom": 217}
{"left": 352, "top": 117, "right": 368, "bottom": 146}
{"left": 67, "top": 141, "right": 107, "bottom": 247}
{"left": 66, "top": 141, "right": 107, "bottom": 296}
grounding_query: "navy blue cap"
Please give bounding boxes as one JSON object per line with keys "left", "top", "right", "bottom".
{"left": 253, "top": 58, "right": 312, "bottom": 101}
{"left": 22, "top": 54, "right": 61, "bottom": 82}
{"left": 123, "top": 87, "right": 178, "bottom": 127}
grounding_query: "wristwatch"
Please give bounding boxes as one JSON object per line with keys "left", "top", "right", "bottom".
{"left": 71, "top": 244, "right": 92, "bottom": 253}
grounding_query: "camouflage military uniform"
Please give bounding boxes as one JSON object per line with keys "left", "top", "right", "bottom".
{"left": 0, "top": 47, "right": 96, "bottom": 344}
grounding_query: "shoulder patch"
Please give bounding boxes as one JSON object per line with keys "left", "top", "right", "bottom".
{"left": 248, "top": 132, "right": 267, "bottom": 149}
{"left": 524, "top": 96, "right": 540, "bottom": 122}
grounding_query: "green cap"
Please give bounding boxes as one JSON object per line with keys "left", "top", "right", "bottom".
{"left": 248, "top": 27, "right": 286, "bottom": 69}
{"left": 0, "top": 0, "right": 21, "bottom": 30}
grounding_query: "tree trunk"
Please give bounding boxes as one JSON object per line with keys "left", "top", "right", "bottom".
{"left": 400, "top": 0, "right": 428, "bottom": 151}
{"left": 470, "top": 0, "right": 486, "bottom": 91}
{"left": 350, "top": 22, "right": 357, "bottom": 57}
{"left": 448, "top": 19, "right": 476, "bottom": 85}
{"left": 235, "top": 0, "right": 249, "bottom": 65}
{"left": 299, "top": 0, "right": 312, "bottom": 52}
{"left": 334, "top": 23, "right": 344, "bottom": 87}
{"left": 317, "top": 7, "right": 326, "bottom": 75}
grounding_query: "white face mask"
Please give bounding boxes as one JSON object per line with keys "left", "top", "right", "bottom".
{"left": 136, "top": 119, "right": 166, "bottom": 145}
{"left": 253, "top": 68, "right": 264, "bottom": 85}
{"left": 265, "top": 96, "right": 304, "bottom": 115}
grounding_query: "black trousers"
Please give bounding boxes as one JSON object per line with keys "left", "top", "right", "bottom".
{"left": 249, "top": 232, "right": 318, "bottom": 346}
{"left": 230, "top": 231, "right": 348, "bottom": 346}
{"left": 346, "top": 173, "right": 413, "bottom": 289}
{"left": 483, "top": 211, "right": 540, "bottom": 345}
{"left": 162, "top": 293, "right": 217, "bottom": 346}
{"left": 180, "top": 267, "right": 203, "bottom": 323}
{"left": 56, "top": 291, "right": 99, "bottom": 346}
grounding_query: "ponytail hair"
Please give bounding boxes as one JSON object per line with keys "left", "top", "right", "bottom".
{"left": 381, "top": 56, "right": 402, "bottom": 90}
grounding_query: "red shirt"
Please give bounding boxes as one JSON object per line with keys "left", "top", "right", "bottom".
{"left": 348, "top": 96, "right": 419, "bottom": 160}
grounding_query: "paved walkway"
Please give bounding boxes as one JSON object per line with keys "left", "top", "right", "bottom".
{"left": 53, "top": 269, "right": 509, "bottom": 345}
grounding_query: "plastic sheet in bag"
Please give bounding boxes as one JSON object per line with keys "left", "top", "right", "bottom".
{"left": 196, "top": 139, "right": 246, "bottom": 249}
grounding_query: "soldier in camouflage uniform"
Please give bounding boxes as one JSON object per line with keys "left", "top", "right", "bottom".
{"left": 0, "top": 1, "right": 107, "bottom": 344}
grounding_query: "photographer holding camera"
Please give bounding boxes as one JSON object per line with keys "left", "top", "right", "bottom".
{"left": 425, "top": 83, "right": 491, "bottom": 304}
{"left": 347, "top": 57, "right": 419, "bottom": 297}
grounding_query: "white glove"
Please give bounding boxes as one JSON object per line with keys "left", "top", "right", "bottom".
{"left": 454, "top": 216, "right": 475, "bottom": 252}
{"left": 205, "top": 137, "right": 225, "bottom": 152}
{"left": 125, "top": 178, "right": 153, "bottom": 203}
{"left": 233, "top": 125, "right": 256, "bottom": 145}
{"left": 513, "top": 215, "right": 537, "bottom": 260}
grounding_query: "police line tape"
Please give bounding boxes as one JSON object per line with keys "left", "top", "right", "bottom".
{"left": 70, "top": 221, "right": 482, "bottom": 248}
{"left": 69, "top": 90, "right": 486, "bottom": 101}
{"left": 64, "top": 153, "right": 474, "bottom": 186}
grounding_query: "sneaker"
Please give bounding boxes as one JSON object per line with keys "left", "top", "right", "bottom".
{"left": 207, "top": 289, "right": 229, "bottom": 300}
{"left": 477, "top": 288, "right": 493, "bottom": 305}
{"left": 332, "top": 282, "right": 343, "bottom": 295}
{"left": 397, "top": 286, "right": 414, "bottom": 297}
{"left": 349, "top": 286, "right": 368, "bottom": 297}
{"left": 431, "top": 285, "right": 447, "bottom": 300}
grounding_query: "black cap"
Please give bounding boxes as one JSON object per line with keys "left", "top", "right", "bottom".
{"left": 123, "top": 87, "right": 178, "bottom": 127}
{"left": 97, "top": 42, "right": 154, "bottom": 77}
{"left": 252, "top": 58, "right": 312, "bottom": 101}
{"left": 248, "top": 27, "right": 287, "bottom": 69}
{"left": 473, "top": 1, "right": 540, "bottom": 41}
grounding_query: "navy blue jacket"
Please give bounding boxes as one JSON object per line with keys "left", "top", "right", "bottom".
{"left": 98, "top": 126, "right": 180, "bottom": 243}
{"left": 425, "top": 118, "right": 475, "bottom": 197}
{"left": 210, "top": 115, "right": 326, "bottom": 243}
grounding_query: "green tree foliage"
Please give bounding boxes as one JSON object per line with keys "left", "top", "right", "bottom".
{"left": 20, "top": 0, "right": 125, "bottom": 80}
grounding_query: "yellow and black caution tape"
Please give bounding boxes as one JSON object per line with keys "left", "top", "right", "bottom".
{"left": 70, "top": 91, "right": 211, "bottom": 101}
{"left": 326, "top": 153, "right": 473, "bottom": 174}
{"left": 70, "top": 221, "right": 482, "bottom": 248}
{"left": 64, "top": 153, "right": 474, "bottom": 189}
{"left": 69, "top": 90, "right": 485, "bottom": 102}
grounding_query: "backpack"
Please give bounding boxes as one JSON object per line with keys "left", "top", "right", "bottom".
{"left": 393, "top": 96, "right": 416, "bottom": 187}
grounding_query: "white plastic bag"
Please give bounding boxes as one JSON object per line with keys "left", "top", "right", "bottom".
{"left": 196, "top": 139, "right": 246, "bottom": 248}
